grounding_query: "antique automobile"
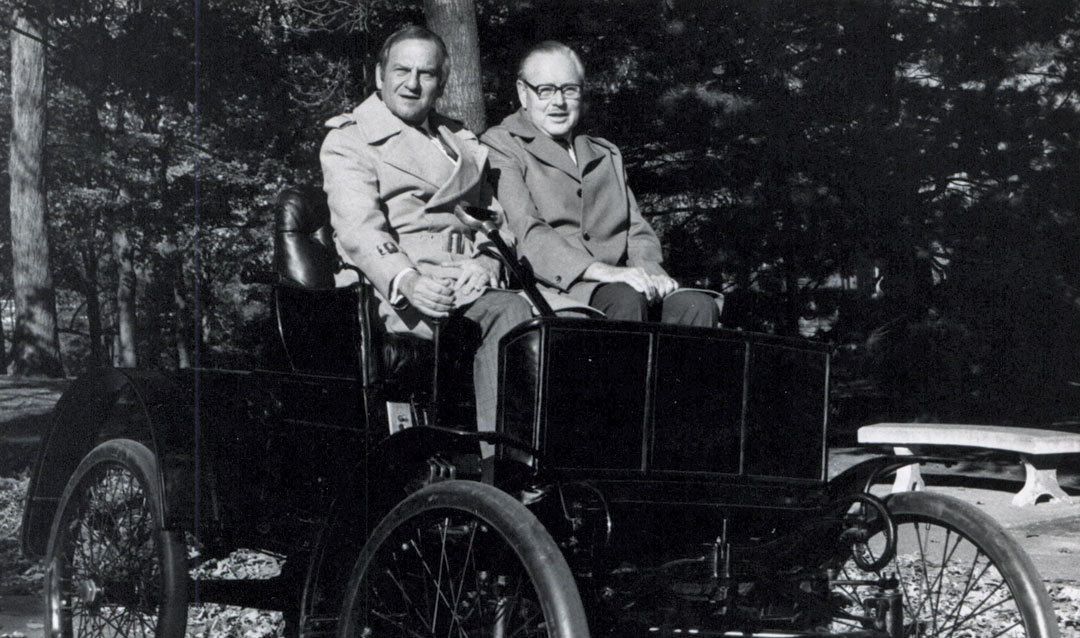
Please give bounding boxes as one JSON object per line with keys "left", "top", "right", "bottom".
{"left": 22, "top": 189, "right": 1061, "bottom": 638}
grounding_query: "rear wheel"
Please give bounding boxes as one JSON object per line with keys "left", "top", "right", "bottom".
{"left": 831, "top": 491, "right": 1059, "bottom": 637}
{"left": 44, "top": 439, "right": 187, "bottom": 638}
{"left": 338, "top": 480, "right": 590, "bottom": 638}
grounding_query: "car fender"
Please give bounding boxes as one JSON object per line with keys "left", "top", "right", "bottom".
{"left": 21, "top": 368, "right": 199, "bottom": 557}
{"left": 825, "top": 453, "right": 951, "bottom": 501}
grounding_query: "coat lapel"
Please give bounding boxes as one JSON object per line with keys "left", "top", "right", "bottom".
{"left": 525, "top": 136, "right": 580, "bottom": 181}
{"left": 426, "top": 125, "right": 486, "bottom": 211}
{"left": 382, "top": 127, "right": 455, "bottom": 188}
{"left": 576, "top": 136, "right": 618, "bottom": 232}
{"left": 576, "top": 136, "right": 608, "bottom": 179}
{"left": 355, "top": 95, "right": 455, "bottom": 188}
{"left": 506, "top": 111, "right": 580, "bottom": 181}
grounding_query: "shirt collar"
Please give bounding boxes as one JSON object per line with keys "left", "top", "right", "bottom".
{"left": 415, "top": 117, "right": 435, "bottom": 136}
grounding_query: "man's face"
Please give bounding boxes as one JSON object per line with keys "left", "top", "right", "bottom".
{"left": 377, "top": 38, "right": 444, "bottom": 124}
{"left": 517, "top": 51, "right": 583, "bottom": 139}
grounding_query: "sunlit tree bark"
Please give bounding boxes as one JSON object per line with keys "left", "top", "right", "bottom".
{"left": 112, "top": 221, "right": 137, "bottom": 368}
{"left": 0, "top": 297, "right": 8, "bottom": 372}
{"left": 424, "top": 0, "right": 486, "bottom": 132}
{"left": 8, "top": 6, "right": 62, "bottom": 377}
{"left": 81, "top": 214, "right": 105, "bottom": 367}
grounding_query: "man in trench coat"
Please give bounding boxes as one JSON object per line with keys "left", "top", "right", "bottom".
{"left": 482, "top": 41, "right": 720, "bottom": 326}
{"left": 320, "top": 25, "right": 531, "bottom": 434}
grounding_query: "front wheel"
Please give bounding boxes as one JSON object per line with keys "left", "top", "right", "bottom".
{"left": 338, "top": 480, "right": 590, "bottom": 638}
{"left": 831, "top": 491, "right": 1059, "bottom": 637}
{"left": 44, "top": 439, "right": 188, "bottom": 638}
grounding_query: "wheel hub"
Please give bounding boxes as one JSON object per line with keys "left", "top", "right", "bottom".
{"left": 76, "top": 578, "right": 103, "bottom": 606}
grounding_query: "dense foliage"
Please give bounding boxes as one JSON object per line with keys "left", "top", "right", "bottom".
{"left": 0, "top": 0, "right": 1077, "bottom": 424}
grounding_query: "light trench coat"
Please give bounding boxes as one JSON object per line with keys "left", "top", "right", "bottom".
{"left": 320, "top": 94, "right": 513, "bottom": 339}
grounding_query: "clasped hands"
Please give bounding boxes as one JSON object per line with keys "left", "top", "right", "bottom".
{"left": 399, "top": 255, "right": 500, "bottom": 319}
{"left": 584, "top": 262, "right": 679, "bottom": 303}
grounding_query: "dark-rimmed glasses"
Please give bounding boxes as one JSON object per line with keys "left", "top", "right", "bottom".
{"left": 520, "top": 80, "right": 583, "bottom": 100}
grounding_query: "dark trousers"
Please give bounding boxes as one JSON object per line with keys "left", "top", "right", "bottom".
{"left": 589, "top": 282, "right": 719, "bottom": 327}
{"left": 458, "top": 290, "right": 533, "bottom": 433}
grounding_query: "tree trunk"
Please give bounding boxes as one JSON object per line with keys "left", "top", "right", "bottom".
{"left": 8, "top": 7, "right": 62, "bottom": 377}
{"left": 0, "top": 297, "right": 8, "bottom": 371}
{"left": 424, "top": 0, "right": 486, "bottom": 132}
{"left": 151, "top": 132, "right": 191, "bottom": 369}
{"left": 168, "top": 252, "right": 190, "bottom": 369}
{"left": 112, "top": 226, "right": 138, "bottom": 367}
{"left": 83, "top": 239, "right": 104, "bottom": 367}
{"left": 71, "top": 209, "right": 105, "bottom": 367}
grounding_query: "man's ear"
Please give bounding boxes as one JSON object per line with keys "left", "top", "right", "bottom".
{"left": 375, "top": 64, "right": 384, "bottom": 91}
{"left": 515, "top": 80, "right": 528, "bottom": 109}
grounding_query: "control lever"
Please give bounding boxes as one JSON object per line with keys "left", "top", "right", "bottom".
{"left": 456, "top": 207, "right": 555, "bottom": 317}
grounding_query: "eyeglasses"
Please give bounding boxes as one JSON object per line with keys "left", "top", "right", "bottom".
{"left": 520, "top": 80, "right": 583, "bottom": 100}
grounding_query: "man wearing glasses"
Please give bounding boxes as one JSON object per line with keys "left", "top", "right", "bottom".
{"left": 483, "top": 41, "right": 720, "bottom": 326}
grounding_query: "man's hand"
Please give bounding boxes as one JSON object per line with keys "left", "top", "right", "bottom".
{"left": 399, "top": 270, "right": 455, "bottom": 319}
{"left": 584, "top": 263, "right": 677, "bottom": 303}
{"left": 649, "top": 273, "right": 680, "bottom": 299}
{"left": 440, "top": 255, "right": 500, "bottom": 297}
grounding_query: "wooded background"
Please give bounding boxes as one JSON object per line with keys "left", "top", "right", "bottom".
{"left": 1, "top": 0, "right": 1077, "bottom": 426}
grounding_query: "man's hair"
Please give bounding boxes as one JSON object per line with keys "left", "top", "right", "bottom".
{"left": 378, "top": 25, "right": 451, "bottom": 87}
{"left": 517, "top": 40, "right": 586, "bottom": 81}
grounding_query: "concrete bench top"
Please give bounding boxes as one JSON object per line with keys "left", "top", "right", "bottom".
{"left": 858, "top": 422, "right": 1080, "bottom": 456}
{"left": 858, "top": 422, "right": 1080, "bottom": 506}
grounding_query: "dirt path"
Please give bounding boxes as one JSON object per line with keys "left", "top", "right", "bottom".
{"left": 0, "top": 594, "right": 42, "bottom": 638}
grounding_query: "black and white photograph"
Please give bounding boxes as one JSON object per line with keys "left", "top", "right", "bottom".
{"left": 2, "top": 1, "right": 1079, "bottom": 636}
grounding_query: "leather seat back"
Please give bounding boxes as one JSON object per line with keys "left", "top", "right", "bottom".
{"left": 271, "top": 187, "right": 436, "bottom": 406}
{"left": 274, "top": 188, "right": 338, "bottom": 289}
{"left": 271, "top": 187, "right": 363, "bottom": 375}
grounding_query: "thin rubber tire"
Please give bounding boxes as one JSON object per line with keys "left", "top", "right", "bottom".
{"left": 44, "top": 439, "right": 188, "bottom": 638}
{"left": 338, "top": 480, "right": 590, "bottom": 638}
{"left": 832, "top": 490, "right": 1059, "bottom": 637}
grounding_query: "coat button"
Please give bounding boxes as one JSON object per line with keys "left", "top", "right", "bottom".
{"left": 555, "top": 275, "right": 562, "bottom": 283}
{"left": 576, "top": 188, "right": 582, "bottom": 197}
{"left": 583, "top": 232, "right": 591, "bottom": 241}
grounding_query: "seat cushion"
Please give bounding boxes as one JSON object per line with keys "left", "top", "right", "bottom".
{"left": 380, "top": 333, "right": 434, "bottom": 400}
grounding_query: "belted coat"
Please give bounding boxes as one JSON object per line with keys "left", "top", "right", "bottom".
{"left": 320, "top": 93, "right": 512, "bottom": 338}
{"left": 481, "top": 110, "right": 668, "bottom": 306}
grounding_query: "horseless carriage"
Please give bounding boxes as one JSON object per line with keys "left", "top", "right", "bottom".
{"left": 22, "top": 190, "right": 1061, "bottom": 638}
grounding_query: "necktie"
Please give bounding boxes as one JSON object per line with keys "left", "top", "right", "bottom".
{"left": 557, "top": 138, "right": 577, "bottom": 166}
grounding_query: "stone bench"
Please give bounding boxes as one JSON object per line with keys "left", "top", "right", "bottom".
{"left": 857, "top": 422, "right": 1080, "bottom": 507}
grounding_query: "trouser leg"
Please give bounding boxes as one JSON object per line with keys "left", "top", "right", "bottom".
{"left": 660, "top": 290, "right": 720, "bottom": 327}
{"left": 460, "top": 290, "right": 533, "bottom": 434}
{"left": 591, "top": 282, "right": 719, "bottom": 327}
{"left": 589, "top": 282, "right": 648, "bottom": 321}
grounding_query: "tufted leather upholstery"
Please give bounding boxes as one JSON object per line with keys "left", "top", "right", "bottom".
{"left": 274, "top": 188, "right": 339, "bottom": 289}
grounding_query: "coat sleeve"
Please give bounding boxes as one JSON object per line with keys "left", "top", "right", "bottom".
{"left": 482, "top": 128, "right": 595, "bottom": 291}
{"left": 613, "top": 146, "right": 669, "bottom": 278}
{"left": 320, "top": 127, "right": 415, "bottom": 297}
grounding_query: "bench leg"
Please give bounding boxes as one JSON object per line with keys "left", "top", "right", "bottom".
{"left": 1013, "top": 455, "right": 1075, "bottom": 507}
{"left": 891, "top": 446, "right": 925, "bottom": 493}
